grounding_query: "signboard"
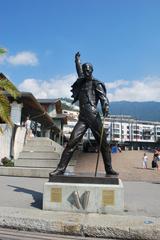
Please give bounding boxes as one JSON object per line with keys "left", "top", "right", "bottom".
{"left": 102, "top": 190, "right": 115, "bottom": 206}
{"left": 50, "top": 188, "right": 62, "bottom": 203}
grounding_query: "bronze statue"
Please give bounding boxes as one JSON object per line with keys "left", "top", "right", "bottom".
{"left": 50, "top": 52, "right": 118, "bottom": 176}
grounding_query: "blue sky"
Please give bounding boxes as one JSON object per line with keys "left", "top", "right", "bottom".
{"left": 1, "top": 0, "right": 160, "bottom": 101}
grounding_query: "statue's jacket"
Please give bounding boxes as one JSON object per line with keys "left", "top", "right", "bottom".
{"left": 71, "top": 77, "right": 109, "bottom": 121}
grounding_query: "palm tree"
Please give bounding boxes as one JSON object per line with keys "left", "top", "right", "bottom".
{"left": 0, "top": 48, "right": 20, "bottom": 132}
{"left": 0, "top": 48, "right": 7, "bottom": 55}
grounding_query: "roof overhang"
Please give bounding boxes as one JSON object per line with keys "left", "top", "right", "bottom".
{"left": 4, "top": 91, "right": 60, "bottom": 132}
{"left": 37, "top": 98, "right": 62, "bottom": 114}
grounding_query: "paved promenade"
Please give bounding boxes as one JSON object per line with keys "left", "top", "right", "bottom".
{"left": 0, "top": 150, "right": 160, "bottom": 239}
{"left": 75, "top": 149, "right": 160, "bottom": 182}
{"left": 0, "top": 175, "right": 160, "bottom": 217}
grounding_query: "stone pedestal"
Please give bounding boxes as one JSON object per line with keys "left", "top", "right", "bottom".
{"left": 43, "top": 173, "right": 124, "bottom": 214}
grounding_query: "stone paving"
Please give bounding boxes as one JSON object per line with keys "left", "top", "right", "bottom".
{"left": 75, "top": 150, "right": 160, "bottom": 182}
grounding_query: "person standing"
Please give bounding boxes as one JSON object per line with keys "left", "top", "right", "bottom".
{"left": 50, "top": 52, "right": 118, "bottom": 176}
{"left": 25, "top": 116, "right": 32, "bottom": 138}
{"left": 143, "top": 152, "right": 148, "bottom": 169}
{"left": 152, "top": 151, "right": 159, "bottom": 170}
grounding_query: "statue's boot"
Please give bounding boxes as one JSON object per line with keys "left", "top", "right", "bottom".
{"left": 106, "top": 168, "right": 119, "bottom": 176}
{"left": 49, "top": 148, "right": 73, "bottom": 177}
{"left": 49, "top": 167, "right": 65, "bottom": 176}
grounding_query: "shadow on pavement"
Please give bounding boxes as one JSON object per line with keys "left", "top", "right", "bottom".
{"left": 8, "top": 185, "right": 42, "bottom": 209}
{"left": 134, "top": 167, "right": 154, "bottom": 171}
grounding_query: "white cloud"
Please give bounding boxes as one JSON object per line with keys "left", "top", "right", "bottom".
{"left": 0, "top": 55, "right": 6, "bottom": 64}
{"left": 18, "top": 74, "right": 160, "bottom": 102}
{"left": 18, "top": 74, "right": 76, "bottom": 98}
{"left": 106, "top": 79, "right": 129, "bottom": 89}
{"left": 7, "top": 51, "right": 38, "bottom": 66}
{"left": 107, "top": 76, "right": 160, "bottom": 102}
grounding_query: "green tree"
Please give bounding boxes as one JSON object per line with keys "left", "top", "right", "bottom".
{"left": 0, "top": 48, "right": 20, "bottom": 133}
{"left": 0, "top": 48, "right": 7, "bottom": 55}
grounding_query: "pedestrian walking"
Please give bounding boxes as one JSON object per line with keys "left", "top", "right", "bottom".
{"left": 152, "top": 151, "right": 159, "bottom": 170}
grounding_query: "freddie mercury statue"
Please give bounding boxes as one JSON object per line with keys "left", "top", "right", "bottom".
{"left": 50, "top": 52, "right": 118, "bottom": 176}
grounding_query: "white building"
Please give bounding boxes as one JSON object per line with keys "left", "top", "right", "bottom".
{"left": 62, "top": 110, "right": 79, "bottom": 120}
{"left": 63, "top": 120, "right": 78, "bottom": 140}
{"left": 106, "top": 115, "right": 160, "bottom": 145}
{"left": 62, "top": 112, "right": 160, "bottom": 149}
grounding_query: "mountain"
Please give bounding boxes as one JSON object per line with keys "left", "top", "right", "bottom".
{"left": 61, "top": 98, "right": 160, "bottom": 122}
{"left": 61, "top": 98, "right": 79, "bottom": 111}
{"left": 110, "top": 101, "right": 160, "bottom": 121}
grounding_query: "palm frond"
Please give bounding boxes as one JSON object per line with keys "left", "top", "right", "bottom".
{"left": 0, "top": 48, "right": 7, "bottom": 55}
{"left": 0, "top": 92, "right": 12, "bottom": 125}
{"left": 0, "top": 127, "right": 3, "bottom": 134}
{"left": 0, "top": 78, "right": 20, "bottom": 99}
{"left": 0, "top": 49, "right": 17, "bottom": 132}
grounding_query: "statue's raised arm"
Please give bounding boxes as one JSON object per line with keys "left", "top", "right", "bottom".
{"left": 75, "top": 52, "right": 83, "bottom": 78}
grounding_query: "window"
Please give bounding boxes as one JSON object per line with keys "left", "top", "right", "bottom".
{"left": 133, "top": 130, "right": 139, "bottom": 134}
{"left": 113, "top": 129, "right": 120, "bottom": 133}
{"left": 113, "top": 134, "right": 120, "bottom": 138}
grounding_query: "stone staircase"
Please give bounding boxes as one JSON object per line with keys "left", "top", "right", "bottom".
{"left": 15, "top": 138, "right": 63, "bottom": 168}
{"left": 0, "top": 138, "right": 76, "bottom": 178}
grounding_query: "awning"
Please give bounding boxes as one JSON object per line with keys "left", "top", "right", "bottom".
{"left": 4, "top": 91, "right": 60, "bottom": 132}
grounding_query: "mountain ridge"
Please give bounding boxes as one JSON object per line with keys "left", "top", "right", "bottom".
{"left": 110, "top": 101, "right": 160, "bottom": 121}
{"left": 61, "top": 98, "right": 160, "bottom": 122}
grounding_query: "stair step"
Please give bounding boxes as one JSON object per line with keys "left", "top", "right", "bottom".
{"left": 26, "top": 141, "right": 54, "bottom": 146}
{"left": 23, "top": 145, "right": 57, "bottom": 152}
{"left": 15, "top": 159, "right": 75, "bottom": 168}
{"left": 0, "top": 166, "right": 74, "bottom": 178}
{"left": 25, "top": 138, "right": 64, "bottom": 155}
{"left": 19, "top": 151, "right": 60, "bottom": 159}
{"left": 26, "top": 138, "right": 56, "bottom": 146}
{"left": 15, "top": 159, "right": 59, "bottom": 168}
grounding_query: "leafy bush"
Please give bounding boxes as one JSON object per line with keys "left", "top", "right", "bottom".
{"left": 1, "top": 157, "right": 14, "bottom": 167}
